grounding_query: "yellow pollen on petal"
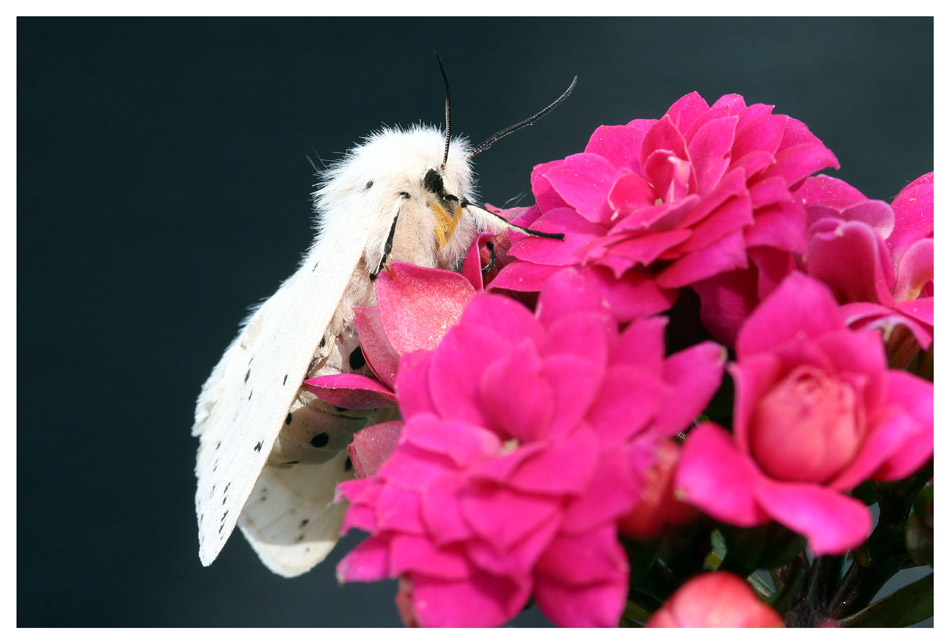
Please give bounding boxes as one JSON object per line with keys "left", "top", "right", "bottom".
{"left": 500, "top": 439, "right": 520, "bottom": 455}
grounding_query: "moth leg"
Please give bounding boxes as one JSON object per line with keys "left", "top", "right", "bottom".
{"left": 370, "top": 211, "right": 400, "bottom": 281}
{"left": 481, "top": 240, "right": 496, "bottom": 275}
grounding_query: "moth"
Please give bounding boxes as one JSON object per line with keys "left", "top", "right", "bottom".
{"left": 193, "top": 58, "right": 575, "bottom": 577}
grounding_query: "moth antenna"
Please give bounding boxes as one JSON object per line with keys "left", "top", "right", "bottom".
{"left": 469, "top": 76, "right": 577, "bottom": 158}
{"left": 462, "top": 200, "right": 564, "bottom": 240}
{"left": 435, "top": 52, "right": 452, "bottom": 169}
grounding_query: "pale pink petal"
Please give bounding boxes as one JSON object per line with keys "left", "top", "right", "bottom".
{"left": 349, "top": 420, "right": 403, "bottom": 478}
{"left": 728, "top": 355, "right": 784, "bottom": 452}
{"left": 376, "top": 262, "right": 475, "bottom": 354}
{"left": 648, "top": 572, "right": 784, "bottom": 627}
{"left": 353, "top": 305, "right": 400, "bottom": 389}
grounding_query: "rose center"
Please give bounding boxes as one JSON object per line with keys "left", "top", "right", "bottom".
{"left": 749, "top": 365, "right": 862, "bottom": 483}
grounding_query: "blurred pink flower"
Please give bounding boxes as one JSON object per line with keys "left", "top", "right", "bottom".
{"left": 648, "top": 572, "right": 784, "bottom": 627}
{"left": 618, "top": 439, "right": 697, "bottom": 539}
{"left": 337, "top": 268, "right": 726, "bottom": 627}
{"left": 676, "top": 273, "right": 933, "bottom": 554}
{"left": 493, "top": 91, "right": 838, "bottom": 323}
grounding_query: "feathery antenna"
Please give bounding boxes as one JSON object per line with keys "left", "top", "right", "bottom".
{"left": 435, "top": 52, "right": 452, "bottom": 168}
{"left": 469, "top": 76, "right": 577, "bottom": 158}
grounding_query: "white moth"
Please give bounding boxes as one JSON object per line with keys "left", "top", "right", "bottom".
{"left": 193, "top": 62, "right": 574, "bottom": 577}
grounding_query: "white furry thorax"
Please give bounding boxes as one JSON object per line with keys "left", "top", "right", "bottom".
{"left": 310, "top": 125, "right": 478, "bottom": 271}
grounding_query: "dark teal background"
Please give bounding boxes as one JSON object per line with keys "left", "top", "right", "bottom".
{"left": 18, "top": 17, "right": 933, "bottom": 627}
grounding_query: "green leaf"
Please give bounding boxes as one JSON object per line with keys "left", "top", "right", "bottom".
{"left": 839, "top": 572, "right": 933, "bottom": 627}
{"left": 620, "top": 599, "right": 652, "bottom": 627}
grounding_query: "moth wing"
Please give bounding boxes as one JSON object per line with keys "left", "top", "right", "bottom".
{"left": 193, "top": 220, "right": 375, "bottom": 568}
{"left": 236, "top": 452, "right": 350, "bottom": 577}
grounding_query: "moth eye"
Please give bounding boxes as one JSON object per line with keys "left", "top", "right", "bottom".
{"left": 310, "top": 433, "right": 330, "bottom": 448}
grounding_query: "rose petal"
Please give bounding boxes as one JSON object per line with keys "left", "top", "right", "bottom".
{"left": 676, "top": 423, "right": 769, "bottom": 526}
{"left": 753, "top": 477, "right": 872, "bottom": 555}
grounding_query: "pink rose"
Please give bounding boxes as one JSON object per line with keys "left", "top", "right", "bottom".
{"left": 648, "top": 572, "right": 784, "bottom": 627}
{"left": 676, "top": 273, "right": 933, "bottom": 554}
{"left": 337, "top": 269, "right": 725, "bottom": 627}
{"left": 493, "top": 91, "right": 838, "bottom": 324}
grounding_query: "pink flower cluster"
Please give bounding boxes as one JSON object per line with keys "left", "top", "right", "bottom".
{"left": 299, "top": 91, "right": 933, "bottom": 627}
{"left": 492, "top": 91, "right": 839, "bottom": 321}
{"left": 676, "top": 274, "right": 933, "bottom": 554}
{"left": 333, "top": 268, "right": 725, "bottom": 627}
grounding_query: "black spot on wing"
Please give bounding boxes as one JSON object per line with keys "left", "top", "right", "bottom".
{"left": 247, "top": 390, "right": 253, "bottom": 400}
{"left": 283, "top": 374, "right": 288, "bottom": 385}
{"left": 244, "top": 368, "right": 250, "bottom": 383}
{"left": 254, "top": 441, "right": 263, "bottom": 452}
{"left": 285, "top": 412, "right": 293, "bottom": 425}
{"left": 300, "top": 519, "right": 310, "bottom": 527}
{"left": 364, "top": 180, "right": 374, "bottom": 190}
